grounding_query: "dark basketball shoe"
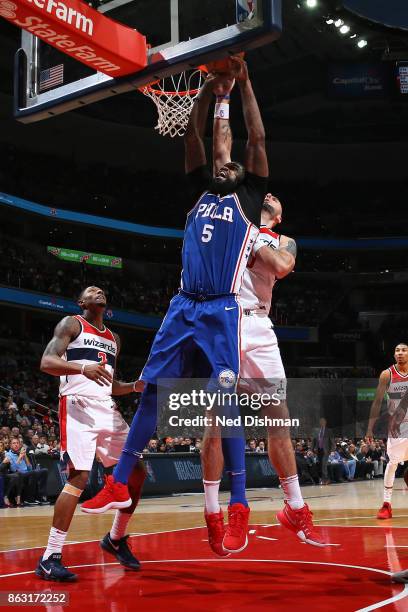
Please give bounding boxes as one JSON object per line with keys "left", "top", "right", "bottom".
{"left": 100, "top": 533, "right": 141, "bottom": 570}
{"left": 35, "top": 554, "right": 77, "bottom": 582}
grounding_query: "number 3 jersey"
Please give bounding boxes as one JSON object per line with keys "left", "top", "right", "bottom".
{"left": 181, "top": 166, "right": 267, "bottom": 295}
{"left": 59, "top": 314, "right": 117, "bottom": 398}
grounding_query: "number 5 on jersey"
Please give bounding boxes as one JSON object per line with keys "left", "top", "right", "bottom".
{"left": 202, "top": 224, "right": 214, "bottom": 243}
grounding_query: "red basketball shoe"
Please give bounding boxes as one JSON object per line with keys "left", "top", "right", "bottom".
{"left": 205, "top": 509, "right": 230, "bottom": 557}
{"left": 222, "top": 503, "right": 250, "bottom": 553}
{"left": 276, "top": 501, "right": 327, "bottom": 547}
{"left": 377, "top": 502, "right": 392, "bottom": 520}
{"left": 81, "top": 475, "right": 131, "bottom": 514}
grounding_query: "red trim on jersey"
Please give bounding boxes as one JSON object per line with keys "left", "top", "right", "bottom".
{"left": 260, "top": 227, "right": 279, "bottom": 239}
{"left": 59, "top": 396, "right": 67, "bottom": 453}
{"left": 75, "top": 315, "right": 115, "bottom": 341}
{"left": 231, "top": 224, "right": 253, "bottom": 293}
{"left": 390, "top": 364, "right": 408, "bottom": 381}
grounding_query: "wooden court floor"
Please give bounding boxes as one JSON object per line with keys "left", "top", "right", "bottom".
{"left": 0, "top": 480, "right": 407, "bottom": 611}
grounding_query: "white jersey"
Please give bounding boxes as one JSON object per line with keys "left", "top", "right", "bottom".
{"left": 387, "top": 364, "right": 408, "bottom": 436}
{"left": 239, "top": 227, "right": 280, "bottom": 312}
{"left": 59, "top": 314, "right": 117, "bottom": 399}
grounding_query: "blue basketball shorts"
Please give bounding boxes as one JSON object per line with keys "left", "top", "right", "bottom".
{"left": 140, "top": 293, "right": 241, "bottom": 387}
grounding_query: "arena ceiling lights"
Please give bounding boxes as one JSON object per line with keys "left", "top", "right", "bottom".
{"left": 299, "top": 0, "right": 369, "bottom": 51}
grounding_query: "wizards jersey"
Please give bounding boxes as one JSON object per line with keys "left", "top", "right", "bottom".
{"left": 59, "top": 315, "right": 116, "bottom": 398}
{"left": 240, "top": 227, "right": 281, "bottom": 312}
{"left": 181, "top": 166, "right": 267, "bottom": 295}
{"left": 387, "top": 364, "right": 408, "bottom": 434}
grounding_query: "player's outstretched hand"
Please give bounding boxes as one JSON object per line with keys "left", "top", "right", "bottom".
{"left": 231, "top": 57, "right": 249, "bottom": 83}
{"left": 83, "top": 364, "right": 113, "bottom": 386}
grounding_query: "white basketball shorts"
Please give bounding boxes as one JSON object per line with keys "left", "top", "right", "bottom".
{"left": 59, "top": 395, "right": 129, "bottom": 471}
{"left": 239, "top": 312, "right": 286, "bottom": 399}
{"left": 386, "top": 437, "right": 408, "bottom": 464}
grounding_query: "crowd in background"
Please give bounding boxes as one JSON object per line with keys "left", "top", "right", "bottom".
{"left": 0, "top": 233, "right": 341, "bottom": 325}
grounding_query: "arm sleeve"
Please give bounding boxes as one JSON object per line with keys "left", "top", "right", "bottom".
{"left": 240, "top": 172, "right": 269, "bottom": 227}
{"left": 186, "top": 165, "right": 212, "bottom": 203}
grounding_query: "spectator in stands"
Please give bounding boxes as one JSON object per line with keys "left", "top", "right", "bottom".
{"left": 294, "top": 443, "right": 318, "bottom": 484}
{"left": 247, "top": 439, "right": 257, "bottom": 452}
{"left": 0, "top": 440, "right": 22, "bottom": 507}
{"left": 313, "top": 417, "right": 335, "bottom": 485}
{"left": 5, "top": 437, "right": 48, "bottom": 505}
{"left": 367, "top": 442, "right": 385, "bottom": 477}
{"left": 339, "top": 442, "right": 357, "bottom": 481}
{"left": 256, "top": 440, "right": 266, "bottom": 453}
{"left": 327, "top": 449, "right": 345, "bottom": 483}
{"left": 35, "top": 435, "right": 50, "bottom": 455}
{"left": 147, "top": 439, "right": 158, "bottom": 453}
{"left": 356, "top": 443, "right": 375, "bottom": 479}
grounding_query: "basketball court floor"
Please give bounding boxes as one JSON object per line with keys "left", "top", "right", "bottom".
{"left": 1, "top": 480, "right": 407, "bottom": 611}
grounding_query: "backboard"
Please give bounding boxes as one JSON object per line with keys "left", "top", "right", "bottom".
{"left": 14, "top": 0, "right": 282, "bottom": 123}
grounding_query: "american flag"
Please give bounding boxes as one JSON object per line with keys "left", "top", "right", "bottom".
{"left": 39, "top": 64, "right": 64, "bottom": 92}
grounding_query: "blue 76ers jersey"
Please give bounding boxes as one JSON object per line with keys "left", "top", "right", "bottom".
{"left": 181, "top": 173, "right": 266, "bottom": 294}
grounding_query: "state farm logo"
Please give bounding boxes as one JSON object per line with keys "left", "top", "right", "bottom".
{"left": 0, "top": 0, "right": 17, "bottom": 19}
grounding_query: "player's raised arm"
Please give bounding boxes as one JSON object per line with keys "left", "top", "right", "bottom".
{"left": 256, "top": 234, "right": 296, "bottom": 279}
{"left": 184, "top": 75, "right": 216, "bottom": 174}
{"left": 40, "top": 316, "right": 112, "bottom": 386}
{"left": 236, "top": 60, "right": 268, "bottom": 178}
{"left": 212, "top": 76, "right": 235, "bottom": 175}
{"left": 366, "top": 369, "right": 390, "bottom": 437}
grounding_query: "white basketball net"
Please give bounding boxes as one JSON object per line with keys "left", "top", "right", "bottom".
{"left": 139, "top": 69, "right": 206, "bottom": 138}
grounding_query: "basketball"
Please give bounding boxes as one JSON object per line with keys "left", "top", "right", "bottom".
{"left": 206, "top": 52, "right": 245, "bottom": 75}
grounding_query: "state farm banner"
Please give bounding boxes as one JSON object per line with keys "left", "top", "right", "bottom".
{"left": 47, "top": 245, "right": 122, "bottom": 268}
{"left": 0, "top": 0, "right": 147, "bottom": 76}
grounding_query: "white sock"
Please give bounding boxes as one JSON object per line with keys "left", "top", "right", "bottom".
{"left": 203, "top": 480, "right": 221, "bottom": 514}
{"left": 280, "top": 475, "right": 304, "bottom": 510}
{"left": 43, "top": 527, "right": 68, "bottom": 561}
{"left": 110, "top": 511, "right": 132, "bottom": 541}
{"left": 384, "top": 463, "right": 398, "bottom": 503}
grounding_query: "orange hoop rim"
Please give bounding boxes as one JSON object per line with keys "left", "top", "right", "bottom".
{"left": 138, "top": 66, "right": 208, "bottom": 97}
{"left": 140, "top": 84, "right": 201, "bottom": 97}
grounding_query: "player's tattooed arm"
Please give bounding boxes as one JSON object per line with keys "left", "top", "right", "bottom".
{"left": 184, "top": 75, "right": 216, "bottom": 174}
{"left": 40, "top": 316, "right": 112, "bottom": 386}
{"left": 256, "top": 234, "right": 296, "bottom": 279}
{"left": 112, "top": 333, "right": 142, "bottom": 395}
{"left": 366, "top": 369, "right": 391, "bottom": 438}
{"left": 280, "top": 238, "right": 297, "bottom": 259}
{"left": 213, "top": 120, "right": 233, "bottom": 175}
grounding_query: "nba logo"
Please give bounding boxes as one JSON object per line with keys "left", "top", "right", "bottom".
{"left": 237, "top": 0, "right": 256, "bottom": 23}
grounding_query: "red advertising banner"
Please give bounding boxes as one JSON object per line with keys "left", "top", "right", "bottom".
{"left": 0, "top": 0, "right": 147, "bottom": 76}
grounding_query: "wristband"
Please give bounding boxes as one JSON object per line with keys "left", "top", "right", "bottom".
{"left": 133, "top": 381, "right": 138, "bottom": 392}
{"left": 214, "top": 102, "right": 230, "bottom": 120}
{"left": 216, "top": 94, "right": 230, "bottom": 101}
{"left": 81, "top": 364, "right": 86, "bottom": 376}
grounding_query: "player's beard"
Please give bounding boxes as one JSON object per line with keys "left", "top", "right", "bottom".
{"left": 209, "top": 175, "right": 241, "bottom": 197}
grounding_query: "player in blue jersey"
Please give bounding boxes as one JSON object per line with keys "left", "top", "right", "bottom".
{"left": 83, "top": 60, "right": 268, "bottom": 554}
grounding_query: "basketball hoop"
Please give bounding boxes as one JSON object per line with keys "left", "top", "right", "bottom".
{"left": 139, "top": 69, "right": 207, "bottom": 138}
